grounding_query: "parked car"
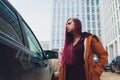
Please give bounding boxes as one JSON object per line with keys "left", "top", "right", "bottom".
{"left": 110, "top": 56, "right": 120, "bottom": 73}
{"left": 104, "top": 62, "right": 111, "bottom": 71}
{"left": 0, "top": 0, "right": 58, "bottom": 80}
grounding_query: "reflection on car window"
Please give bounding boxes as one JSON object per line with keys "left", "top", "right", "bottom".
{"left": 115, "top": 56, "right": 120, "bottom": 61}
{"left": 0, "top": 2, "right": 23, "bottom": 43}
{"left": 22, "top": 21, "right": 43, "bottom": 58}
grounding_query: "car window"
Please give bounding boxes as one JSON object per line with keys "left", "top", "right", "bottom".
{"left": 22, "top": 21, "right": 43, "bottom": 58}
{"left": 116, "top": 56, "right": 120, "bottom": 61}
{"left": 0, "top": 1, "right": 23, "bottom": 44}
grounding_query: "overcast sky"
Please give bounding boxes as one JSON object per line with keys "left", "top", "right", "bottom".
{"left": 8, "top": 0, "right": 52, "bottom": 41}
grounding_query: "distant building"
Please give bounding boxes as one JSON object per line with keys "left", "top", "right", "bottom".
{"left": 51, "top": 0, "right": 101, "bottom": 50}
{"left": 100, "top": 0, "right": 120, "bottom": 63}
{"left": 39, "top": 41, "right": 51, "bottom": 50}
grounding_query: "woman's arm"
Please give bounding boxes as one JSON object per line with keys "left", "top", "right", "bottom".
{"left": 91, "top": 35, "right": 108, "bottom": 75}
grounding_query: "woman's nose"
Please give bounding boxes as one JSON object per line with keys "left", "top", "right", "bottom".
{"left": 66, "top": 25, "right": 69, "bottom": 30}
{"left": 66, "top": 26, "right": 68, "bottom": 29}
{"left": 66, "top": 25, "right": 69, "bottom": 28}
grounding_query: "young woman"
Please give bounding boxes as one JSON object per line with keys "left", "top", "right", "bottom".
{"left": 59, "top": 18, "right": 108, "bottom": 80}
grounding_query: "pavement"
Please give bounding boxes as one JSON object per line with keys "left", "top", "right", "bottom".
{"left": 101, "top": 71, "right": 120, "bottom": 80}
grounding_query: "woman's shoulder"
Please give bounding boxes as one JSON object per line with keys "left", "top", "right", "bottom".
{"left": 82, "top": 32, "right": 100, "bottom": 43}
{"left": 89, "top": 34, "right": 102, "bottom": 45}
{"left": 82, "top": 32, "right": 92, "bottom": 38}
{"left": 81, "top": 32, "right": 101, "bottom": 42}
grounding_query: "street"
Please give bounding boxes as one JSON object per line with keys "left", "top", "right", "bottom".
{"left": 101, "top": 71, "right": 120, "bottom": 80}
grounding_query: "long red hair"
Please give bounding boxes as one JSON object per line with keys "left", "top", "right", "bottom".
{"left": 62, "top": 18, "right": 82, "bottom": 65}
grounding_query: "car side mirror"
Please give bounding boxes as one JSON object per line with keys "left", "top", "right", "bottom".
{"left": 44, "top": 50, "right": 58, "bottom": 59}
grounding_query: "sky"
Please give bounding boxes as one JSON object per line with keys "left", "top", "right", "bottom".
{"left": 8, "top": 0, "right": 52, "bottom": 41}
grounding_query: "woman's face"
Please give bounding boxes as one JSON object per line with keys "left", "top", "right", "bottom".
{"left": 66, "top": 19, "right": 75, "bottom": 33}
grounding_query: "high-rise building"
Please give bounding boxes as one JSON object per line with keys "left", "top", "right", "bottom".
{"left": 51, "top": 0, "right": 101, "bottom": 50}
{"left": 100, "top": 0, "right": 120, "bottom": 63}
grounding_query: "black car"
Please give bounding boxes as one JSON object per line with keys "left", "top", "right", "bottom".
{"left": 110, "top": 56, "right": 120, "bottom": 73}
{"left": 0, "top": 0, "right": 58, "bottom": 80}
{"left": 104, "top": 62, "right": 111, "bottom": 71}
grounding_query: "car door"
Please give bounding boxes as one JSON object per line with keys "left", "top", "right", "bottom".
{"left": 19, "top": 16, "right": 52, "bottom": 80}
{"left": 0, "top": 0, "right": 51, "bottom": 80}
{"left": 0, "top": 0, "right": 36, "bottom": 80}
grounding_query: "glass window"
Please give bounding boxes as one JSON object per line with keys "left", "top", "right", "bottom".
{"left": 87, "top": 14, "right": 90, "bottom": 21}
{"left": 72, "top": 1, "right": 74, "bottom": 14}
{"left": 87, "top": 7, "right": 90, "bottom": 13}
{"left": 92, "top": 7, "right": 95, "bottom": 13}
{"left": 82, "top": 21, "right": 85, "bottom": 27}
{"left": 115, "top": 26, "right": 117, "bottom": 37}
{"left": 92, "top": 22, "right": 96, "bottom": 28}
{"left": 62, "top": 31, "right": 64, "bottom": 39}
{"left": 114, "top": 14, "right": 116, "bottom": 24}
{"left": 91, "top": 0, "right": 94, "bottom": 6}
{"left": 53, "top": 10, "right": 56, "bottom": 17}
{"left": 62, "top": 7, "right": 65, "bottom": 15}
{"left": 93, "top": 30, "right": 96, "bottom": 34}
{"left": 98, "top": 30, "right": 101, "bottom": 36}
{"left": 82, "top": 14, "right": 85, "bottom": 21}
{"left": 98, "top": 22, "right": 101, "bottom": 28}
{"left": 52, "top": 39, "right": 55, "bottom": 47}
{"left": 67, "top": 7, "right": 70, "bottom": 17}
{"left": 119, "top": 0, "right": 120, "bottom": 4}
{"left": 22, "top": 21, "right": 43, "bottom": 58}
{"left": 0, "top": 1, "right": 22, "bottom": 43}
{"left": 92, "top": 14, "right": 95, "bottom": 20}
{"left": 61, "top": 39, "right": 64, "bottom": 46}
{"left": 57, "top": 27, "right": 60, "bottom": 38}
{"left": 86, "top": 0, "right": 89, "bottom": 6}
{"left": 118, "top": 22, "right": 120, "bottom": 35}
{"left": 76, "top": 6, "right": 79, "bottom": 13}
{"left": 119, "top": 6, "right": 120, "bottom": 12}
{"left": 82, "top": 22, "right": 86, "bottom": 32}
{"left": 81, "top": 0, "right": 84, "bottom": 6}
{"left": 97, "top": 14, "right": 100, "bottom": 21}
{"left": 57, "top": 39, "right": 60, "bottom": 47}
{"left": 96, "top": 0, "right": 99, "bottom": 6}
{"left": 87, "top": 22, "right": 90, "bottom": 28}
{"left": 97, "top": 7, "right": 99, "bottom": 13}
{"left": 88, "top": 30, "right": 91, "bottom": 33}
{"left": 82, "top": 7, "right": 85, "bottom": 13}
{"left": 117, "top": 10, "right": 119, "bottom": 20}
{"left": 52, "top": 31, "right": 55, "bottom": 38}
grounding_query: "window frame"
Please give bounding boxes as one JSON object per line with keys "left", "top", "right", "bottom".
{"left": 18, "top": 15, "right": 45, "bottom": 59}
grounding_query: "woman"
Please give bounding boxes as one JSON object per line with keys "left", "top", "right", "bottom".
{"left": 59, "top": 18, "right": 108, "bottom": 80}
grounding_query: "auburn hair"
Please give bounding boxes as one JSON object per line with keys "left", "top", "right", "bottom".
{"left": 62, "top": 18, "right": 82, "bottom": 65}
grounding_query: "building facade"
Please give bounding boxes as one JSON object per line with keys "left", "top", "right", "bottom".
{"left": 51, "top": 0, "right": 101, "bottom": 50}
{"left": 100, "top": 0, "right": 120, "bottom": 63}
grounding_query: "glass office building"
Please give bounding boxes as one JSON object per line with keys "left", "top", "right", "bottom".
{"left": 51, "top": 0, "right": 101, "bottom": 50}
